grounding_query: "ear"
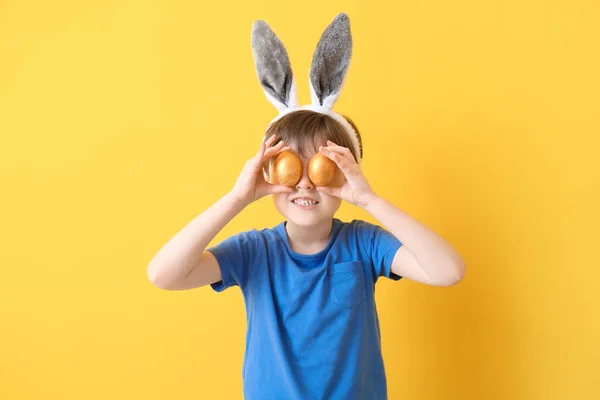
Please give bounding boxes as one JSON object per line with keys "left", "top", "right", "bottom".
{"left": 309, "top": 13, "right": 352, "bottom": 109}
{"left": 251, "top": 20, "right": 298, "bottom": 112}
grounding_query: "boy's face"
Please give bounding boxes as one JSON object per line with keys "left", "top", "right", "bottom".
{"left": 266, "top": 147, "right": 345, "bottom": 227}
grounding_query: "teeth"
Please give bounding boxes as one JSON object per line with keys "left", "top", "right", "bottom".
{"left": 293, "top": 199, "right": 317, "bottom": 206}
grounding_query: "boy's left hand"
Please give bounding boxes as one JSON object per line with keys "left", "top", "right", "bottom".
{"left": 316, "top": 140, "right": 377, "bottom": 208}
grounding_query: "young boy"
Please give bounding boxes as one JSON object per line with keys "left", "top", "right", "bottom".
{"left": 148, "top": 13, "right": 465, "bottom": 400}
{"left": 147, "top": 109, "right": 465, "bottom": 399}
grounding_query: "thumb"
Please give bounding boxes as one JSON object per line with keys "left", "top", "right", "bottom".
{"left": 244, "top": 142, "right": 266, "bottom": 175}
{"left": 253, "top": 142, "right": 266, "bottom": 162}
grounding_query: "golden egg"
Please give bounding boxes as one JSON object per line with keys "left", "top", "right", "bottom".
{"left": 274, "top": 151, "right": 302, "bottom": 187}
{"left": 308, "top": 152, "right": 337, "bottom": 186}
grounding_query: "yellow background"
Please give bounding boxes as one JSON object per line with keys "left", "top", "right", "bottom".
{"left": 1, "top": 0, "right": 598, "bottom": 399}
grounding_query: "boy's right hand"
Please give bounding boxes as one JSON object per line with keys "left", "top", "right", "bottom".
{"left": 231, "top": 135, "right": 294, "bottom": 206}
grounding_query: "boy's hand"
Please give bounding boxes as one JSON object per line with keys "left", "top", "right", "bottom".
{"left": 316, "top": 141, "right": 377, "bottom": 208}
{"left": 231, "top": 135, "right": 294, "bottom": 206}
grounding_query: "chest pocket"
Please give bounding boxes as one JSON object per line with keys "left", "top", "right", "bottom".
{"left": 329, "top": 261, "right": 367, "bottom": 309}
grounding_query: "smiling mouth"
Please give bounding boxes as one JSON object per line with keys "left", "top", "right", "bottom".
{"left": 292, "top": 199, "right": 319, "bottom": 206}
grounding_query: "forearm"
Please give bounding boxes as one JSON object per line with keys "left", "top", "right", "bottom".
{"left": 147, "top": 191, "right": 247, "bottom": 286}
{"left": 363, "top": 194, "right": 465, "bottom": 281}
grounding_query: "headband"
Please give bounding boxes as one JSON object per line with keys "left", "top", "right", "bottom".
{"left": 250, "top": 13, "right": 361, "bottom": 165}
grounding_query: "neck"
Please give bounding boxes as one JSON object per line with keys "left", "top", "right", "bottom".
{"left": 285, "top": 219, "right": 333, "bottom": 255}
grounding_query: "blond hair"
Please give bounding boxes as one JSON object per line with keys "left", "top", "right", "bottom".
{"left": 263, "top": 110, "right": 362, "bottom": 173}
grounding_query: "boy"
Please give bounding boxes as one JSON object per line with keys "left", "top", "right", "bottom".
{"left": 148, "top": 13, "right": 465, "bottom": 400}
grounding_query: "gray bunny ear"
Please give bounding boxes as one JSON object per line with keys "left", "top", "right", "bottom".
{"left": 309, "top": 13, "right": 352, "bottom": 108}
{"left": 251, "top": 20, "right": 298, "bottom": 111}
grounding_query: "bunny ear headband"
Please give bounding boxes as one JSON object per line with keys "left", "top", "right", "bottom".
{"left": 251, "top": 12, "right": 361, "bottom": 165}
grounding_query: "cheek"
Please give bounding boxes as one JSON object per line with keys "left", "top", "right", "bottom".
{"left": 271, "top": 193, "right": 289, "bottom": 211}
{"left": 321, "top": 194, "right": 342, "bottom": 212}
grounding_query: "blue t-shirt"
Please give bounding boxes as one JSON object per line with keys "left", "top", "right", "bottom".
{"left": 207, "top": 218, "right": 403, "bottom": 400}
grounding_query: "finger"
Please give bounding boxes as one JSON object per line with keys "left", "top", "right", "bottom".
{"left": 254, "top": 141, "right": 266, "bottom": 161}
{"left": 263, "top": 142, "right": 289, "bottom": 159}
{"left": 325, "top": 140, "right": 355, "bottom": 162}
{"left": 325, "top": 140, "right": 355, "bottom": 163}
{"left": 265, "top": 137, "right": 283, "bottom": 151}
{"left": 324, "top": 147, "right": 355, "bottom": 165}
{"left": 320, "top": 146, "right": 355, "bottom": 176}
{"left": 263, "top": 142, "right": 282, "bottom": 157}
{"left": 272, "top": 140, "right": 287, "bottom": 151}
{"left": 264, "top": 134, "right": 278, "bottom": 147}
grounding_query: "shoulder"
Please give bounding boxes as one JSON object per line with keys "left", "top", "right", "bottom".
{"left": 208, "top": 225, "right": 283, "bottom": 270}
{"left": 334, "top": 219, "right": 375, "bottom": 250}
{"left": 336, "top": 218, "right": 400, "bottom": 252}
{"left": 219, "top": 223, "right": 283, "bottom": 250}
{"left": 337, "top": 218, "right": 380, "bottom": 229}
{"left": 336, "top": 218, "right": 383, "bottom": 239}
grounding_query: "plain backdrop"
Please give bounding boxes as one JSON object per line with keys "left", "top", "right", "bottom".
{"left": 1, "top": 0, "right": 598, "bottom": 399}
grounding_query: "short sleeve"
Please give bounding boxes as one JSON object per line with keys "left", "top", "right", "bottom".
{"left": 206, "top": 230, "right": 260, "bottom": 292}
{"left": 357, "top": 220, "right": 403, "bottom": 283}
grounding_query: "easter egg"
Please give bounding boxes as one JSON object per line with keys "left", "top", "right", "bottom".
{"left": 308, "top": 152, "right": 337, "bottom": 186}
{"left": 274, "top": 151, "right": 302, "bottom": 187}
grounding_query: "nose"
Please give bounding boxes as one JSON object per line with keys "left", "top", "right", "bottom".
{"left": 295, "top": 164, "right": 314, "bottom": 190}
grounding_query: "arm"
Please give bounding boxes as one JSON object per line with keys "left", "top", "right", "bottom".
{"left": 318, "top": 141, "right": 465, "bottom": 287}
{"left": 363, "top": 194, "right": 465, "bottom": 286}
{"left": 147, "top": 192, "right": 246, "bottom": 290}
{"left": 147, "top": 135, "right": 292, "bottom": 290}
